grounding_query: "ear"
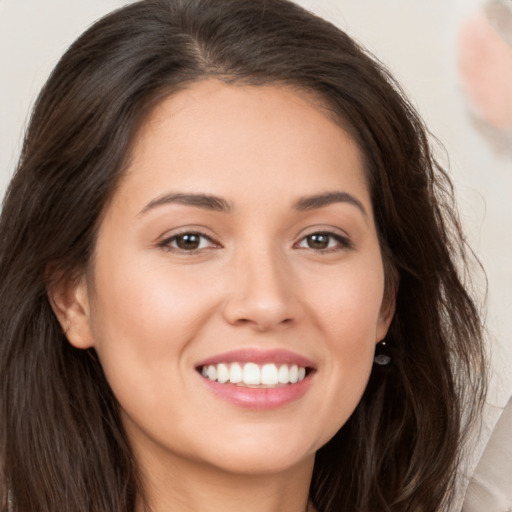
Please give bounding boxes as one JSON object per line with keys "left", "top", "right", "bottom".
{"left": 376, "top": 297, "right": 396, "bottom": 343}
{"left": 47, "top": 272, "right": 95, "bottom": 349}
{"left": 376, "top": 281, "right": 397, "bottom": 343}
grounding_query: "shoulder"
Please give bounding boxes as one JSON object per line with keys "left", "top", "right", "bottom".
{"left": 462, "top": 395, "right": 512, "bottom": 511}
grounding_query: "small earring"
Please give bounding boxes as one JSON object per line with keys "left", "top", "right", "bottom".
{"left": 374, "top": 340, "right": 392, "bottom": 366}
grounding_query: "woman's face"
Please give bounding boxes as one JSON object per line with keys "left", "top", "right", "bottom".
{"left": 65, "top": 80, "right": 393, "bottom": 477}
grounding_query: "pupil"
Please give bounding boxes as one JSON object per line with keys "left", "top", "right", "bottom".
{"left": 177, "top": 234, "right": 200, "bottom": 250}
{"left": 308, "top": 233, "right": 329, "bottom": 249}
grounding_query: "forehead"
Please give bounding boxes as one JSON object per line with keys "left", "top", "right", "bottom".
{"left": 116, "top": 79, "right": 370, "bottom": 214}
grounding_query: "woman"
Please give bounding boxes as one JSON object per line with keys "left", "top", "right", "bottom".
{"left": 0, "top": 1, "right": 487, "bottom": 511}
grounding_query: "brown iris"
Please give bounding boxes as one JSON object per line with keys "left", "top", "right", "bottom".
{"left": 305, "top": 233, "right": 331, "bottom": 250}
{"left": 175, "top": 234, "right": 202, "bottom": 250}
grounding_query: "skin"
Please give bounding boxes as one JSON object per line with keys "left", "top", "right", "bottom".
{"left": 458, "top": 12, "right": 512, "bottom": 129}
{"left": 51, "top": 80, "right": 394, "bottom": 512}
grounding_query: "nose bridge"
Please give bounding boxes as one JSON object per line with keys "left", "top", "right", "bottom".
{"left": 222, "top": 236, "right": 296, "bottom": 330}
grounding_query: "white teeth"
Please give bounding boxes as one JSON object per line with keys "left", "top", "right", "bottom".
{"left": 200, "top": 362, "right": 308, "bottom": 386}
{"left": 207, "top": 365, "right": 217, "bottom": 381}
{"left": 261, "top": 363, "right": 279, "bottom": 385}
{"left": 278, "top": 364, "right": 289, "bottom": 384}
{"left": 217, "top": 363, "right": 229, "bottom": 383}
{"left": 229, "top": 362, "right": 243, "bottom": 383}
{"left": 243, "top": 363, "right": 260, "bottom": 385}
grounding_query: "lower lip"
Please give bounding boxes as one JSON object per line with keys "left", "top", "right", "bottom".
{"left": 200, "top": 375, "right": 313, "bottom": 410}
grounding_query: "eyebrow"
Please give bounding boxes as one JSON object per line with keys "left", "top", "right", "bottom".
{"left": 139, "top": 192, "right": 232, "bottom": 215}
{"left": 294, "top": 191, "right": 367, "bottom": 217}
{"left": 138, "top": 190, "right": 367, "bottom": 217}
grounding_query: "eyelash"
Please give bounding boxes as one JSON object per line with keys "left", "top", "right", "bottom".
{"left": 158, "top": 231, "right": 220, "bottom": 253}
{"left": 158, "top": 230, "right": 352, "bottom": 254}
{"left": 294, "top": 231, "right": 352, "bottom": 253}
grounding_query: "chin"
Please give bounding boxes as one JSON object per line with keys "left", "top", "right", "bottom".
{"left": 194, "top": 426, "right": 323, "bottom": 476}
{"left": 205, "top": 446, "right": 315, "bottom": 476}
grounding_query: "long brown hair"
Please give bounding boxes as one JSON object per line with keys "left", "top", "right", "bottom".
{"left": 0, "top": 1, "right": 487, "bottom": 510}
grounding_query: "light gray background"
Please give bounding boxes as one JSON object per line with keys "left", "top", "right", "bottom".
{"left": 1, "top": 0, "right": 511, "bottom": 507}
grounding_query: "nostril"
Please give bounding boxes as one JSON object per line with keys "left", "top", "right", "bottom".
{"left": 233, "top": 318, "right": 251, "bottom": 326}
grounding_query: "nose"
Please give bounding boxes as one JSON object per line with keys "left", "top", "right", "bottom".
{"left": 222, "top": 247, "right": 299, "bottom": 332}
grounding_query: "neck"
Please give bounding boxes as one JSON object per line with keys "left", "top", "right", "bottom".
{"left": 135, "top": 447, "right": 314, "bottom": 512}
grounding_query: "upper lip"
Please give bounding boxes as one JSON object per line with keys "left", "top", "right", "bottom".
{"left": 195, "top": 348, "right": 316, "bottom": 369}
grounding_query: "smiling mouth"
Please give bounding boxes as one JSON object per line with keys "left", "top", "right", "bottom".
{"left": 197, "top": 362, "right": 313, "bottom": 388}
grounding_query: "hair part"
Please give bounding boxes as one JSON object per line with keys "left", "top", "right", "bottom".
{"left": 0, "top": 1, "right": 487, "bottom": 511}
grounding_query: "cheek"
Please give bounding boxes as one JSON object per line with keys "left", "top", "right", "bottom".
{"left": 87, "top": 255, "right": 220, "bottom": 396}
{"left": 92, "top": 255, "right": 213, "bottom": 341}
{"left": 300, "top": 261, "right": 384, "bottom": 436}
{"left": 306, "top": 259, "right": 386, "bottom": 343}
{"left": 86, "top": 261, "right": 222, "bottom": 442}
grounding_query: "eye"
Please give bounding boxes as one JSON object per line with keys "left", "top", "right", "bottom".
{"left": 296, "top": 231, "right": 350, "bottom": 252}
{"left": 159, "top": 232, "right": 219, "bottom": 252}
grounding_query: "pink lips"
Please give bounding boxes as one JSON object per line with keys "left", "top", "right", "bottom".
{"left": 196, "top": 349, "right": 316, "bottom": 410}
{"left": 195, "top": 348, "right": 315, "bottom": 369}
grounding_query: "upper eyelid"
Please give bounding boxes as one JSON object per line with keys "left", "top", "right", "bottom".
{"left": 156, "top": 226, "right": 352, "bottom": 248}
{"left": 294, "top": 229, "right": 353, "bottom": 250}
{"left": 297, "top": 232, "right": 349, "bottom": 244}
{"left": 158, "top": 229, "right": 221, "bottom": 249}
{"left": 158, "top": 225, "right": 217, "bottom": 241}
{"left": 295, "top": 225, "right": 351, "bottom": 241}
